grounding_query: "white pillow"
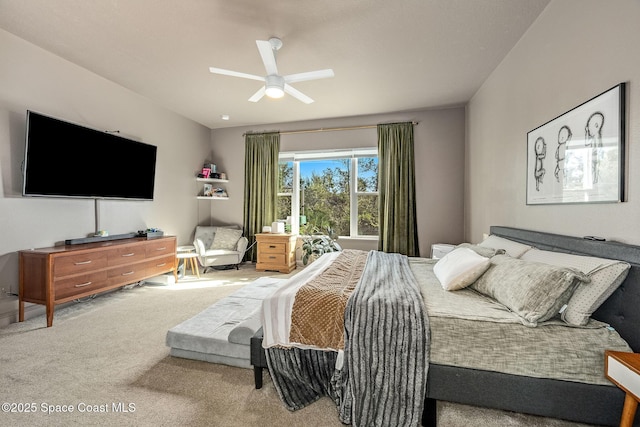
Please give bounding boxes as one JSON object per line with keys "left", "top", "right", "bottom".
{"left": 478, "top": 235, "right": 533, "bottom": 258}
{"left": 520, "top": 249, "right": 630, "bottom": 326}
{"left": 433, "top": 248, "right": 491, "bottom": 291}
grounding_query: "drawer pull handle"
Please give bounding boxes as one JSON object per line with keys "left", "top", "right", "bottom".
{"left": 269, "top": 245, "right": 277, "bottom": 248}
{"left": 269, "top": 256, "right": 277, "bottom": 259}
{"left": 156, "top": 247, "right": 166, "bottom": 251}
{"left": 75, "top": 281, "right": 92, "bottom": 288}
{"left": 156, "top": 263, "right": 166, "bottom": 267}
{"left": 74, "top": 260, "right": 92, "bottom": 265}
{"left": 121, "top": 253, "right": 135, "bottom": 257}
{"left": 121, "top": 271, "right": 135, "bottom": 276}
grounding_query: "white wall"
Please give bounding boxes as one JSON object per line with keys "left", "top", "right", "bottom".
{"left": 0, "top": 29, "right": 212, "bottom": 304}
{"left": 466, "top": 0, "right": 640, "bottom": 244}
{"left": 210, "top": 107, "right": 466, "bottom": 258}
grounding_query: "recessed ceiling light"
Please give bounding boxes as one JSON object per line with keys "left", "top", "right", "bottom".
{"left": 221, "top": 114, "right": 230, "bottom": 121}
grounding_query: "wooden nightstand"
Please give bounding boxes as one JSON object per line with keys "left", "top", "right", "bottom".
{"left": 605, "top": 350, "right": 640, "bottom": 427}
{"left": 255, "top": 233, "right": 297, "bottom": 274}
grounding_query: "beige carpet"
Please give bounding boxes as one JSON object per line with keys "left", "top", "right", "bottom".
{"left": 0, "top": 264, "right": 596, "bottom": 427}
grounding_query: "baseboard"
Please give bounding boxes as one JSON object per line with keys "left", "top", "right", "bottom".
{"left": 0, "top": 297, "right": 45, "bottom": 328}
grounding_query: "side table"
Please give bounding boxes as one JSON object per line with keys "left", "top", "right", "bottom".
{"left": 176, "top": 245, "right": 200, "bottom": 279}
{"left": 605, "top": 350, "right": 640, "bottom": 427}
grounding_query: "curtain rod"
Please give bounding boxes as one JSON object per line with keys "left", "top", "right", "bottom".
{"left": 243, "top": 121, "right": 418, "bottom": 137}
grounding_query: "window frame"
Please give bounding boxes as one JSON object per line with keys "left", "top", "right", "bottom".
{"left": 278, "top": 148, "right": 378, "bottom": 237}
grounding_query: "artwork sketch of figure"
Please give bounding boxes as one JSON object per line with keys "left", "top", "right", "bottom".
{"left": 533, "top": 136, "right": 546, "bottom": 191}
{"left": 555, "top": 125, "right": 572, "bottom": 185}
{"left": 585, "top": 111, "right": 604, "bottom": 184}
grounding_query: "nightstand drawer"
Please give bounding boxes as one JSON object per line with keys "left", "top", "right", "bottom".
{"left": 607, "top": 354, "right": 640, "bottom": 397}
{"left": 259, "top": 253, "right": 285, "bottom": 265}
{"left": 259, "top": 242, "right": 286, "bottom": 254}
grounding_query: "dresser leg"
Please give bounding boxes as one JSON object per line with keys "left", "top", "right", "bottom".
{"left": 19, "top": 299, "right": 24, "bottom": 322}
{"left": 620, "top": 393, "right": 638, "bottom": 427}
{"left": 46, "top": 303, "right": 54, "bottom": 327}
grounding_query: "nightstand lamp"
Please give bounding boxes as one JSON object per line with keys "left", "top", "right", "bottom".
{"left": 605, "top": 350, "right": 640, "bottom": 427}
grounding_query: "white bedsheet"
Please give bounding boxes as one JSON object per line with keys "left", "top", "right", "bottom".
{"left": 261, "top": 252, "right": 341, "bottom": 349}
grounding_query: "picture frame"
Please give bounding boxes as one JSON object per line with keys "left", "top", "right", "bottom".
{"left": 526, "top": 83, "right": 626, "bottom": 205}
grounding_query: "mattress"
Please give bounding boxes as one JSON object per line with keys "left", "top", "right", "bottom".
{"left": 410, "top": 258, "right": 632, "bottom": 386}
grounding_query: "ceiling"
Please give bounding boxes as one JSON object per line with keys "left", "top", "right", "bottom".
{"left": 0, "top": 0, "right": 550, "bottom": 130}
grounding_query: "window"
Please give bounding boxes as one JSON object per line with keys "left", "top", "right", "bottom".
{"left": 278, "top": 149, "right": 378, "bottom": 237}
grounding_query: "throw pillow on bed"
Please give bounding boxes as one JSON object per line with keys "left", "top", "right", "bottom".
{"left": 471, "top": 254, "right": 590, "bottom": 326}
{"left": 433, "top": 247, "right": 491, "bottom": 291}
{"left": 456, "top": 243, "right": 505, "bottom": 258}
{"left": 520, "top": 249, "right": 630, "bottom": 326}
{"left": 210, "top": 228, "right": 243, "bottom": 250}
{"left": 478, "top": 235, "right": 533, "bottom": 258}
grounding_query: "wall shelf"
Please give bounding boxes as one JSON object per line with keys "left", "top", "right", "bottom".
{"left": 197, "top": 196, "right": 229, "bottom": 200}
{"left": 197, "top": 177, "right": 229, "bottom": 183}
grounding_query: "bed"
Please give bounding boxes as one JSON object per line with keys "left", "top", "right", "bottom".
{"left": 257, "top": 226, "right": 640, "bottom": 426}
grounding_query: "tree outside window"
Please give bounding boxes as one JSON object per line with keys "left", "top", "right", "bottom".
{"left": 277, "top": 151, "right": 378, "bottom": 237}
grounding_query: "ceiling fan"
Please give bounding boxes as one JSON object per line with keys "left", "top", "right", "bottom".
{"left": 209, "top": 37, "right": 334, "bottom": 104}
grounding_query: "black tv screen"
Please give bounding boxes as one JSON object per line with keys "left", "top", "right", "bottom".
{"left": 23, "top": 111, "right": 157, "bottom": 200}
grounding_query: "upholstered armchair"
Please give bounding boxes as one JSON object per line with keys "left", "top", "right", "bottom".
{"left": 193, "top": 225, "right": 248, "bottom": 271}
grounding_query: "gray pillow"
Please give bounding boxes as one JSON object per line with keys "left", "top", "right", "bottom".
{"left": 520, "top": 249, "right": 630, "bottom": 326}
{"left": 210, "top": 228, "right": 243, "bottom": 250}
{"left": 471, "top": 255, "right": 590, "bottom": 326}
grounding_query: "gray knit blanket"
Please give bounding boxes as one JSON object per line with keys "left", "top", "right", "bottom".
{"left": 266, "top": 250, "right": 429, "bottom": 426}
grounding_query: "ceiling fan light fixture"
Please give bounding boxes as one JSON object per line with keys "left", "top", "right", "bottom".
{"left": 265, "top": 75, "right": 285, "bottom": 98}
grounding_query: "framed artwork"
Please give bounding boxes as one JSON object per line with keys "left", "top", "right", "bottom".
{"left": 526, "top": 83, "right": 626, "bottom": 205}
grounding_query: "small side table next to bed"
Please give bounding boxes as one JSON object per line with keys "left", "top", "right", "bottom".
{"left": 605, "top": 350, "right": 640, "bottom": 427}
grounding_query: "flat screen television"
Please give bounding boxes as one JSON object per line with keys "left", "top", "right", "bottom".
{"left": 22, "top": 110, "right": 157, "bottom": 200}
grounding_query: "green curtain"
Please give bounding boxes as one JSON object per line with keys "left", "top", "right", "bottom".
{"left": 243, "top": 132, "right": 280, "bottom": 262}
{"left": 377, "top": 122, "right": 420, "bottom": 256}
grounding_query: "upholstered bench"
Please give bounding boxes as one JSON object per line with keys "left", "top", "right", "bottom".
{"left": 251, "top": 327, "right": 268, "bottom": 388}
{"left": 166, "top": 277, "right": 284, "bottom": 368}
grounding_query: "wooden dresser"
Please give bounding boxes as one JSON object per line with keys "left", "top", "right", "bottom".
{"left": 19, "top": 236, "right": 177, "bottom": 327}
{"left": 255, "top": 233, "right": 297, "bottom": 274}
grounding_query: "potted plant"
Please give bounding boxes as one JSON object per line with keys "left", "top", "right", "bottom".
{"left": 300, "top": 222, "right": 341, "bottom": 265}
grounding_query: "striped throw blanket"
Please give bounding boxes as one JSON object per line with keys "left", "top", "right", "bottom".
{"left": 266, "top": 250, "right": 429, "bottom": 426}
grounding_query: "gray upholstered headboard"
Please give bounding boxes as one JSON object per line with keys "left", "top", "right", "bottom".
{"left": 490, "top": 226, "right": 640, "bottom": 352}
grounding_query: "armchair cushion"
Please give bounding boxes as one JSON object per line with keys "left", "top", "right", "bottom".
{"left": 211, "top": 228, "right": 244, "bottom": 250}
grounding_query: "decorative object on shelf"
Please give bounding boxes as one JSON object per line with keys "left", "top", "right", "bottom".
{"left": 526, "top": 83, "right": 626, "bottom": 205}
{"left": 203, "top": 184, "right": 213, "bottom": 197}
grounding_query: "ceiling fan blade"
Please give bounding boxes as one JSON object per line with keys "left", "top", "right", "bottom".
{"left": 256, "top": 40, "right": 278, "bottom": 76}
{"left": 284, "top": 69, "right": 334, "bottom": 84}
{"left": 248, "top": 86, "right": 266, "bottom": 103}
{"left": 209, "top": 67, "right": 264, "bottom": 82}
{"left": 284, "top": 84, "right": 314, "bottom": 104}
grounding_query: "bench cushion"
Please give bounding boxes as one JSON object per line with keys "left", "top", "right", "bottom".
{"left": 165, "top": 277, "right": 285, "bottom": 368}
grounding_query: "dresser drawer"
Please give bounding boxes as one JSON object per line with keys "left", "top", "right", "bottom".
{"left": 145, "top": 240, "right": 175, "bottom": 257}
{"left": 54, "top": 271, "right": 109, "bottom": 300}
{"left": 258, "top": 242, "right": 286, "bottom": 254}
{"left": 145, "top": 255, "right": 175, "bottom": 275}
{"left": 108, "top": 263, "right": 147, "bottom": 284}
{"left": 53, "top": 252, "right": 108, "bottom": 276}
{"left": 108, "top": 245, "right": 146, "bottom": 266}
